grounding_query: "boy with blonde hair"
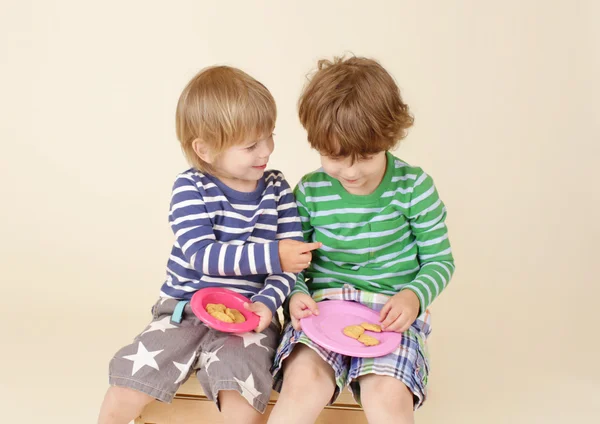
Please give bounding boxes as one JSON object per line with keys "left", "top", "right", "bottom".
{"left": 98, "top": 66, "right": 319, "bottom": 424}
{"left": 269, "top": 57, "right": 455, "bottom": 424}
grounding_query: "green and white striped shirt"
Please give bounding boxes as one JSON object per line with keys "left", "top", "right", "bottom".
{"left": 292, "top": 152, "right": 455, "bottom": 312}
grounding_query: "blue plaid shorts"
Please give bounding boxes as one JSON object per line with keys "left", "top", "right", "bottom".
{"left": 272, "top": 286, "right": 432, "bottom": 409}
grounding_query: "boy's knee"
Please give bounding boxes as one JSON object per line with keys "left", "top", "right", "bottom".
{"left": 219, "top": 391, "right": 262, "bottom": 423}
{"left": 282, "top": 349, "right": 335, "bottom": 399}
{"left": 282, "top": 372, "right": 334, "bottom": 405}
{"left": 99, "top": 386, "right": 155, "bottom": 424}
{"left": 107, "top": 385, "right": 155, "bottom": 409}
{"left": 360, "top": 375, "right": 414, "bottom": 412}
{"left": 285, "top": 363, "right": 330, "bottom": 388}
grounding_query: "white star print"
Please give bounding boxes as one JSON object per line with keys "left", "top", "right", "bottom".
{"left": 173, "top": 352, "right": 196, "bottom": 384}
{"left": 141, "top": 316, "right": 178, "bottom": 335}
{"left": 198, "top": 346, "right": 223, "bottom": 370}
{"left": 122, "top": 342, "right": 163, "bottom": 376}
{"left": 234, "top": 331, "right": 269, "bottom": 352}
{"left": 234, "top": 373, "right": 262, "bottom": 406}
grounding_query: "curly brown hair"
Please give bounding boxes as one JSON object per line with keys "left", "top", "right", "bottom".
{"left": 298, "top": 56, "right": 413, "bottom": 161}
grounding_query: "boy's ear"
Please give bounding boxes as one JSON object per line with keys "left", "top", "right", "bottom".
{"left": 192, "top": 139, "right": 213, "bottom": 164}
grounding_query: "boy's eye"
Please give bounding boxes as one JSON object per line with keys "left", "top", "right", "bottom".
{"left": 246, "top": 144, "right": 257, "bottom": 151}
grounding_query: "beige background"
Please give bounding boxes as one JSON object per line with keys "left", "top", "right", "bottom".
{"left": 1, "top": 0, "right": 599, "bottom": 423}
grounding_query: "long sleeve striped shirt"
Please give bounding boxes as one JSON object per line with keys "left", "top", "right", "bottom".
{"left": 160, "top": 169, "right": 304, "bottom": 315}
{"left": 291, "top": 152, "right": 455, "bottom": 312}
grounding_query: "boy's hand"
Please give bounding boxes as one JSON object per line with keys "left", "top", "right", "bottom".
{"left": 289, "top": 293, "right": 319, "bottom": 330}
{"left": 278, "top": 240, "right": 321, "bottom": 273}
{"left": 379, "top": 290, "right": 420, "bottom": 333}
{"left": 244, "top": 301, "right": 273, "bottom": 333}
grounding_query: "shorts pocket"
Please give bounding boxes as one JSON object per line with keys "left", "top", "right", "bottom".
{"left": 415, "top": 347, "right": 429, "bottom": 388}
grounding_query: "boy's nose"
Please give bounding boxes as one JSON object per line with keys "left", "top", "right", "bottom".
{"left": 259, "top": 144, "right": 273, "bottom": 157}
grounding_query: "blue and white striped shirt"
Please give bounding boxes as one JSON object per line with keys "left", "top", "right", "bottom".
{"left": 160, "top": 168, "right": 303, "bottom": 315}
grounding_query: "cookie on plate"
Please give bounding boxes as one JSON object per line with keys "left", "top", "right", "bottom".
{"left": 358, "top": 333, "right": 380, "bottom": 346}
{"left": 361, "top": 322, "right": 382, "bottom": 333}
{"left": 226, "top": 308, "right": 246, "bottom": 323}
{"left": 209, "top": 310, "right": 234, "bottom": 323}
{"left": 206, "top": 303, "right": 226, "bottom": 314}
{"left": 343, "top": 325, "right": 365, "bottom": 339}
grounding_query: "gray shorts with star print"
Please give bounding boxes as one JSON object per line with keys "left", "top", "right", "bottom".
{"left": 108, "top": 298, "right": 281, "bottom": 413}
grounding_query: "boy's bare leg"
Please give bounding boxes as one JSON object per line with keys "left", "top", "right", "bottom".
{"left": 97, "top": 386, "right": 154, "bottom": 424}
{"left": 267, "top": 345, "right": 336, "bottom": 424}
{"left": 219, "top": 390, "right": 263, "bottom": 424}
{"left": 359, "top": 374, "right": 415, "bottom": 424}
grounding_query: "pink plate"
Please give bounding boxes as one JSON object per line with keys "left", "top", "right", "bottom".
{"left": 190, "top": 288, "right": 259, "bottom": 333}
{"left": 300, "top": 300, "right": 402, "bottom": 358}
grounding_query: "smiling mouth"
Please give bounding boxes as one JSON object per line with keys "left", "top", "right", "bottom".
{"left": 253, "top": 164, "right": 267, "bottom": 169}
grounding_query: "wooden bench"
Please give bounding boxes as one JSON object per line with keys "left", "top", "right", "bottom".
{"left": 136, "top": 377, "right": 367, "bottom": 424}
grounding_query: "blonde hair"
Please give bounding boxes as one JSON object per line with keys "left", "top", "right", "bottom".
{"left": 176, "top": 66, "right": 276, "bottom": 173}
{"left": 298, "top": 56, "right": 414, "bottom": 161}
